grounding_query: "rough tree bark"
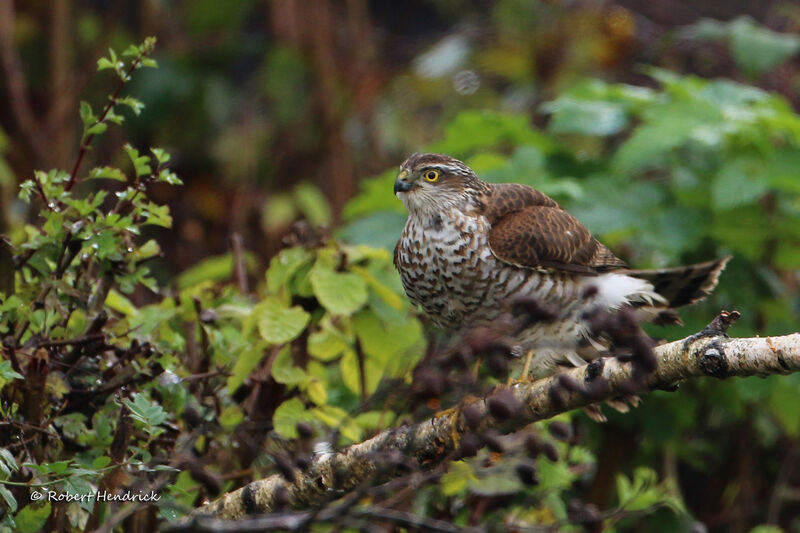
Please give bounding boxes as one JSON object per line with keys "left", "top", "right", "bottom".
{"left": 183, "top": 313, "right": 800, "bottom": 523}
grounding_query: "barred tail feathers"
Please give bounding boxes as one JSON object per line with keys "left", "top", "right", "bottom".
{"left": 627, "top": 257, "right": 730, "bottom": 308}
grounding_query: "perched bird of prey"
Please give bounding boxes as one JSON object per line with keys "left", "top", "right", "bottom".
{"left": 393, "top": 153, "right": 728, "bottom": 375}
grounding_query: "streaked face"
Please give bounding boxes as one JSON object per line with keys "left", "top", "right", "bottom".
{"left": 394, "top": 153, "right": 473, "bottom": 215}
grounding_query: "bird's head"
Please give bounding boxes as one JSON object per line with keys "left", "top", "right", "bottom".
{"left": 394, "top": 153, "right": 484, "bottom": 216}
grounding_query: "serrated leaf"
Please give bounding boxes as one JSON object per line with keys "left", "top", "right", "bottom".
{"left": 256, "top": 298, "right": 310, "bottom": 344}
{"left": 117, "top": 96, "right": 145, "bottom": 115}
{"left": 122, "top": 44, "right": 140, "bottom": 57}
{"left": 79, "top": 101, "right": 95, "bottom": 125}
{"left": 310, "top": 265, "right": 368, "bottom": 316}
{"left": 96, "top": 57, "right": 115, "bottom": 71}
{"left": 86, "top": 122, "right": 107, "bottom": 136}
{"left": 124, "top": 394, "right": 167, "bottom": 427}
{"left": 150, "top": 147, "right": 170, "bottom": 164}
{"left": 88, "top": 166, "right": 127, "bottom": 182}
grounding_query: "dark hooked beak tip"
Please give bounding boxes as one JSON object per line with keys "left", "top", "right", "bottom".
{"left": 394, "top": 178, "right": 412, "bottom": 194}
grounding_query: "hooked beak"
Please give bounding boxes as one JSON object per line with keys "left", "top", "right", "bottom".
{"left": 394, "top": 171, "right": 413, "bottom": 194}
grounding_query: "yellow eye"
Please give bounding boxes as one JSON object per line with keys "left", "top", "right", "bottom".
{"left": 424, "top": 170, "right": 440, "bottom": 182}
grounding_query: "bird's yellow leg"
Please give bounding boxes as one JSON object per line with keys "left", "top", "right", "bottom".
{"left": 507, "top": 349, "right": 535, "bottom": 386}
{"left": 471, "top": 356, "right": 482, "bottom": 380}
{"left": 520, "top": 349, "right": 534, "bottom": 379}
{"left": 433, "top": 405, "right": 462, "bottom": 449}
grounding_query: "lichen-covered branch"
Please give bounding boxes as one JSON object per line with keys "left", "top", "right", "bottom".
{"left": 189, "top": 318, "right": 800, "bottom": 521}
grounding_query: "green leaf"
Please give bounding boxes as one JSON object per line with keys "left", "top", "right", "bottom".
{"left": 337, "top": 210, "right": 408, "bottom": 250}
{"left": 255, "top": 298, "right": 310, "bottom": 344}
{"left": 294, "top": 183, "right": 331, "bottom": 226}
{"left": 711, "top": 157, "right": 769, "bottom": 211}
{"left": 79, "top": 101, "right": 96, "bottom": 126}
{"left": 124, "top": 394, "right": 168, "bottom": 428}
{"left": 537, "top": 453, "right": 575, "bottom": 492}
{"left": 0, "top": 484, "right": 17, "bottom": 512}
{"left": 86, "top": 122, "right": 107, "bottom": 136}
{"left": 123, "top": 143, "right": 152, "bottom": 177}
{"left": 545, "top": 98, "right": 628, "bottom": 135}
{"left": 54, "top": 413, "right": 88, "bottom": 441}
{"left": 219, "top": 405, "right": 244, "bottom": 430}
{"left": 177, "top": 253, "right": 234, "bottom": 289}
{"left": 469, "top": 471, "right": 523, "bottom": 496}
{"left": 350, "top": 265, "right": 403, "bottom": 310}
{"left": 306, "top": 378, "right": 327, "bottom": 406}
{"left": 150, "top": 147, "right": 171, "bottom": 165}
{"left": 92, "top": 456, "right": 111, "bottom": 469}
{"left": 88, "top": 166, "right": 127, "bottom": 182}
{"left": 307, "top": 326, "right": 348, "bottom": 362}
{"left": 117, "top": 96, "right": 145, "bottom": 115}
{"left": 227, "top": 343, "right": 269, "bottom": 392}
{"left": 122, "top": 44, "right": 140, "bottom": 57}
{"left": 729, "top": 17, "right": 800, "bottom": 78}
{"left": 749, "top": 526, "right": 785, "bottom": 533}
{"left": 96, "top": 57, "right": 115, "bottom": 71}
{"left": 266, "top": 247, "right": 313, "bottom": 293}
{"left": 273, "top": 398, "right": 311, "bottom": 439}
{"left": 441, "top": 461, "right": 477, "bottom": 496}
{"left": 142, "top": 202, "right": 172, "bottom": 227}
{"left": 0, "top": 448, "right": 18, "bottom": 473}
{"left": 310, "top": 264, "right": 368, "bottom": 316}
{"left": 311, "top": 404, "right": 348, "bottom": 429}
{"left": 105, "top": 289, "right": 138, "bottom": 316}
{"left": 15, "top": 502, "right": 50, "bottom": 533}
{"left": 0, "top": 361, "right": 23, "bottom": 383}
{"left": 339, "top": 348, "right": 383, "bottom": 396}
{"left": 272, "top": 364, "right": 307, "bottom": 386}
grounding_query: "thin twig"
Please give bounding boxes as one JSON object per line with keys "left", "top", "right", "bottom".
{"left": 230, "top": 233, "right": 249, "bottom": 294}
{"left": 66, "top": 56, "right": 143, "bottom": 191}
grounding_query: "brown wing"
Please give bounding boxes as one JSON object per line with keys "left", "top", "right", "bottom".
{"left": 486, "top": 184, "right": 626, "bottom": 273}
